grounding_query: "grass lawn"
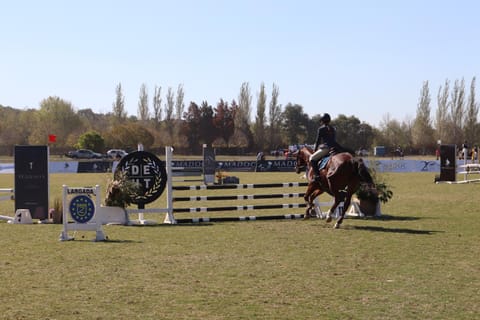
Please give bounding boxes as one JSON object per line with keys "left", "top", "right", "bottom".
{"left": 0, "top": 171, "right": 479, "bottom": 319}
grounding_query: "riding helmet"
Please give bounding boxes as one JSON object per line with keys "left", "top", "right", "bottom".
{"left": 320, "top": 113, "right": 331, "bottom": 123}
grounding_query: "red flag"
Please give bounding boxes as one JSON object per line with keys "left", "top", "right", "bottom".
{"left": 48, "top": 134, "right": 57, "bottom": 143}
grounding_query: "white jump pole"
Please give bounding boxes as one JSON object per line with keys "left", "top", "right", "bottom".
{"left": 163, "top": 146, "right": 176, "bottom": 224}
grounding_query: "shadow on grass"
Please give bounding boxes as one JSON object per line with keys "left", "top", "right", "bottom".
{"left": 128, "top": 223, "right": 214, "bottom": 227}
{"left": 364, "top": 214, "right": 421, "bottom": 221}
{"left": 349, "top": 225, "right": 443, "bottom": 235}
{"left": 64, "top": 238, "right": 143, "bottom": 243}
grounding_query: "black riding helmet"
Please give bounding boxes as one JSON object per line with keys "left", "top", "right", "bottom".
{"left": 320, "top": 113, "right": 331, "bottom": 124}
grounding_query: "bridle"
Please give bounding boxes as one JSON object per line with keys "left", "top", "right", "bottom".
{"left": 294, "top": 151, "right": 308, "bottom": 174}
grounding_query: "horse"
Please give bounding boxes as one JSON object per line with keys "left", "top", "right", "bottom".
{"left": 294, "top": 146, "right": 373, "bottom": 228}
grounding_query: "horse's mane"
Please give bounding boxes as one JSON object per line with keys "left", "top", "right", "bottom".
{"left": 299, "top": 146, "right": 315, "bottom": 161}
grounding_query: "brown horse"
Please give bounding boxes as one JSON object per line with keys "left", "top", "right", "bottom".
{"left": 295, "top": 146, "right": 373, "bottom": 228}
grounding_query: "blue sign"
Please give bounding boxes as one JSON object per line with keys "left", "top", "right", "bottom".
{"left": 69, "top": 195, "right": 95, "bottom": 223}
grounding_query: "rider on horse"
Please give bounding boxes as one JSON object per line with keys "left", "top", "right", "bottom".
{"left": 310, "top": 113, "right": 340, "bottom": 181}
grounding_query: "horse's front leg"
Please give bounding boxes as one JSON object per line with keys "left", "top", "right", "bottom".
{"left": 303, "top": 185, "right": 321, "bottom": 219}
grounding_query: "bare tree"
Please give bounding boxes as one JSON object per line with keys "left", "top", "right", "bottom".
{"left": 112, "top": 83, "right": 127, "bottom": 122}
{"left": 464, "top": 77, "right": 478, "bottom": 145}
{"left": 450, "top": 78, "right": 466, "bottom": 143}
{"left": 153, "top": 85, "right": 162, "bottom": 125}
{"left": 412, "top": 81, "right": 434, "bottom": 153}
{"left": 234, "top": 82, "right": 253, "bottom": 148}
{"left": 164, "top": 87, "right": 175, "bottom": 145}
{"left": 165, "top": 87, "right": 175, "bottom": 122}
{"left": 137, "top": 83, "right": 149, "bottom": 121}
{"left": 268, "top": 83, "right": 282, "bottom": 150}
{"left": 253, "top": 82, "right": 267, "bottom": 150}
{"left": 175, "top": 84, "right": 185, "bottom": 120}
{"left": 435, "top": 79, "right": 450, "bottom": 143}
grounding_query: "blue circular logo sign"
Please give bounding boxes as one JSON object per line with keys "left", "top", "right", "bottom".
{"left": 69, "top": 195, "right": 95, "bottom": 223}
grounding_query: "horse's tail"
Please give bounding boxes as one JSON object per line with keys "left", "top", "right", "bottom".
{"left": 353, "top": 158, "right": 374, "bottom": 184}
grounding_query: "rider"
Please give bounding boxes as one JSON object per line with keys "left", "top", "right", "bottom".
{"left": 310, "top": 113, "right": 339, "bottom": 181}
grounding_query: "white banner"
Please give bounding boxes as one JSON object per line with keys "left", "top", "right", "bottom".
{"left": 0, "top": 159, "right": 457, "bottom": 174}
{"left": 0, "top": 162, "right": 78, "bottom": 174}
{"left": 365, "top": 159, "right": 440, "bottom": 173}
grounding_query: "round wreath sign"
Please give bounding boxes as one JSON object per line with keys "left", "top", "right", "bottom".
{"left": 115, "top": 151, "right": 167, "bottom": 207}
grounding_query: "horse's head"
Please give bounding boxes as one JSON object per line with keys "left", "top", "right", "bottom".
{"left": 294, "top": 147, "right": 312, "bottom": 174}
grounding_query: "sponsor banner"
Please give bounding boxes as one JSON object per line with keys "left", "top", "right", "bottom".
{"left": 0, "top": 163, "right": 14, "bottom": 174}
{"left": 77, "top": 161, "right": 113, "bottom": 173}
{"left": 0, "top": 159, "right": 448, "bottom": 174}
{"left": 365, "top": 159, "right": 441, "bottom": 173}
{"left": 49, "top": 161, "right": 79, "bottom": 173}
{"left": 217, "top": 159, "right": 297, "bottom": 172}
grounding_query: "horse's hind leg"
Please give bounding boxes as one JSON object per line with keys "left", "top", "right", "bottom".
{"left": 333, "top": 192, "right": 351, "bottom": 229}
{"left": 326, "top": 200, "right": 339, "bottom": 223}
{"left": 327, "top": 191, "right": 346, "bottom": 228}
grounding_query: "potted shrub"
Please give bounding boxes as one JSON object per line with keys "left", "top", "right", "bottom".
{"left": 355, "top": 170, "right": 393, "bottom": 215}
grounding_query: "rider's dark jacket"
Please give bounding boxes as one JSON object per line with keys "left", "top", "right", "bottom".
{"left": 314, "top": 124, "right": 339, "bottom": 151}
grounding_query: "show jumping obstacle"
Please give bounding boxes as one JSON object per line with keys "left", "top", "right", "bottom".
{"left": 0, "top": 188, "right": 31, "bottom": 224}
{"left": 455, "top": 163, "right": 480, "bottom": 183}
{"left": 124, "top": 147, "right": 336, "bottom": 225}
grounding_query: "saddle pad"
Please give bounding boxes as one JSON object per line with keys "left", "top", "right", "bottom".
{"left": 319, "top": 156, "right": 330, "bottom": 170}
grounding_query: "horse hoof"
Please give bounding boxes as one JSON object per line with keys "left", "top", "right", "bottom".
{"left": 333, "top": 222, "right": 340, "bottom": 229}
{"left": 326, "top": 216, "right": 332, "bottom": 223}
{"left": 303, "top": 215, "right": 310, "bottom": 220}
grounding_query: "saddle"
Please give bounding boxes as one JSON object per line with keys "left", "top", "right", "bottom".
{"left": 318, "top": 155, "right": 331, "bottom": 170}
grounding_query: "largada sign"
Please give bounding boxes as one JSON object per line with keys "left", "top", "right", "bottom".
{"left": 115, "top": 151, "right": 167, "bottom": 209}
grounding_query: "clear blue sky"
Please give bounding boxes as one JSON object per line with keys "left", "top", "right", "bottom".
{"left": 1, "top": 0, "right": 478, "bottom": 127}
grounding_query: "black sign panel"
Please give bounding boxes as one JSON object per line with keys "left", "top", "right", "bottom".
{"left": 439, "top": 144, "right": 456, "bottom": 182}
{"left": 115, "top": 151, "right": 167, "bottom": 208}
{"left": 203, "top": 146, "right": 216, "bottom": 175}
{"left": 14, "top": 145, "right": 49, "bottom": 220}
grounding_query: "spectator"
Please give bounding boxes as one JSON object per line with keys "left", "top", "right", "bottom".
{"left": 462, "top": 141, "right": 469, "bottom": 161}
{"left": 255, "top": 151, "right": 265, "bottom": 172}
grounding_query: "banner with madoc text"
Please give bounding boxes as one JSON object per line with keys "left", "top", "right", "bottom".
{"left": 0, "top": 159, "right": 445, "bottom": 174}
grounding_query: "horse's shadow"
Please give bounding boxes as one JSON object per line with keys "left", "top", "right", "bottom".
{"left": 347, "top": 225, "right": 442, "bottom": 235}
{"left": 338, "top": 214, "right": 442, "bottom": 234}
{"left": 363, "top": 214, "right": 421, "bottom": 221}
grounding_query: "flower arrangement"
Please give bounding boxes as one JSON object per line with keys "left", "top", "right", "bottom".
{"left": 104, "top": 171, "right": 141, "bottom": 208}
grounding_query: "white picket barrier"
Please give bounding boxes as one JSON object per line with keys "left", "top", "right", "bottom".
{"left": 457, "top": 163, "right": 480, "bottom": 183}
{"left": 0, "top": 188, "right": 14, "bottom": 202}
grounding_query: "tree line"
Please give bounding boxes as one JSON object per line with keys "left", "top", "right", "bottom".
{"left": 0, "top": 78, "right": 477, "bottom": 156}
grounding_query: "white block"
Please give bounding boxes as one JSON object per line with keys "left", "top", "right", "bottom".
{"left": 12, "top": 209, "right": 33, "bottom": 224}
{"left": 96, "top": 206, "right": 129, "bottom": 225}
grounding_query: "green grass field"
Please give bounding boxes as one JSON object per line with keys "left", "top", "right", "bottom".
{"left": 0, "top": 171, "right": 479, "bottom": 319}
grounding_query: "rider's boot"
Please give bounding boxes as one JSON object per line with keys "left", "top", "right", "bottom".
{"left": 310, "top": 159, "right": 321, "bottom": 182}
